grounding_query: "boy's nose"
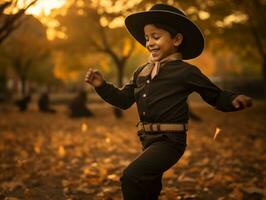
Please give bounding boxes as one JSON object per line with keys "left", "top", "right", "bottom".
{"left": 146, "top": 40, "right": 155, "bottom": 49}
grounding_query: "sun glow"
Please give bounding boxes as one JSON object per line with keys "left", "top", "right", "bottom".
{"left": 16, "top": 0, "right": 68, "bottom": 40}
{"left": 18, "top": 0, "right": 66, "bottom": 16}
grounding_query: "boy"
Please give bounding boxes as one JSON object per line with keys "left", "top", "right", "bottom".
{"left": 85, "top": 3, "right": 252, "bottom": 200}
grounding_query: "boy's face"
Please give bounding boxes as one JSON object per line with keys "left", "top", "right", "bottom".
{"left": 144, "top": 24, "right": 183, "bottom": 62}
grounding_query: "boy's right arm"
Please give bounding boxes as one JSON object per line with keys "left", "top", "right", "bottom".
{"left": 85, "top": 68, "right": 136, "bottom": 110}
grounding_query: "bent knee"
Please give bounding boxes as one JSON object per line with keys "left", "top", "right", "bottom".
{"left": 120, "top": 165, "right": 143, "bottom": 185}
{"left": 121, "top": 168, "right": 136, "bottom": 181}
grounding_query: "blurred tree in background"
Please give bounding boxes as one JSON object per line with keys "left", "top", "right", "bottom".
{"left": 51, "top": 0, "right": 137, "bottom": 85}
{"left": 0, "top": 0, "right": 38, "bottom": 99}
{"left": 189, "top": 0, "right": 265, "bottom": 93}
{"left": 0, "top": 0, "right": 37, "bottom": 44}
{"left": 51, "top": 0, "right": 141, "bottom": 117}
{"left": 0, "top": 0, "right": 265, "bottom": 103}
{"left": 1, "top": 15, "right": 54, "bottom": 96}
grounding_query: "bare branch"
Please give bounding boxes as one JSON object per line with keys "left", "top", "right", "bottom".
{"left": 0, "top": 0, "right": 39, "bottom": 44}
{"left": 25, "top": 0, "right": 38, "bottom": 10}
{"left": 0, "top": 2, "right": 12, "bottom": 15}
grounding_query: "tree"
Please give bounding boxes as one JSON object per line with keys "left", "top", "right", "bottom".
{"left": 0, "top": 0, "right": 38, "bottom": 44}
{"left": 182, "top": 0, "right": 265, "bottom": 94}
{"left": 0, "top": 0, "right": 38, "bottom": 98}
{"left": 53, "top": 0, "right": 136, "bottom": 117}
{"left": 2, "top": 15, "right": 53, "bottom": 96}
{"left": 206, "top": 0, "right": 266, "bottom": 96}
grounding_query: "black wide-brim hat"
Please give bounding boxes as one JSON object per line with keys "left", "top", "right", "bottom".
{"left": 125, "top": 4, "right": 204, "bottom": 60}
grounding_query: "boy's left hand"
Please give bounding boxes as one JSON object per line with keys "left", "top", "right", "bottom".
{"left": 232, "top": 95, "right": 253, "bottom": 110}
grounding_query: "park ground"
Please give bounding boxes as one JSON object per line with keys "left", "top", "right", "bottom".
{"left": 0, "top": 100, "right": 265, "bottom": 200}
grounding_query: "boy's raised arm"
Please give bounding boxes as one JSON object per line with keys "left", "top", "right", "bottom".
{"left": 85, "top": 68, "right": 136, "bottom": 110}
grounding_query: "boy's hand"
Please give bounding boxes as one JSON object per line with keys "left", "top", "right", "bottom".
{"left": 232, "top": 95, "right": 253, "bottom": 110}
{"left": 85, "top": 68, "right": 104, "bottom": 87}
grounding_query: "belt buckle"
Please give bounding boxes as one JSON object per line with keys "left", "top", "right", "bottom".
{"left": 152, "top": 123, "right": 160, "bottom": 132}
{"left": 149, "top": 123, "right": 160, "bottom": 132}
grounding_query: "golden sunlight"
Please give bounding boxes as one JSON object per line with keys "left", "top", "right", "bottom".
{"left": 18, "top": 0, "right": 66, "bottom": 16}
{"left": 16, "top": 0, "right": 68, "bottom": 40}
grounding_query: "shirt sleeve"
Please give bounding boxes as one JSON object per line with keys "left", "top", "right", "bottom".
{"left": 186, "top": 65, "right": 239, "bottom": 112}
{"left": 94, "top": 67, "right": 141, "bottom": 110}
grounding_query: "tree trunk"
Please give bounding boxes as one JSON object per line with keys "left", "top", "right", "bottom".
{"left": 245, "top": 3, "right": 265, "bottom": 98}
{"left": 0, "top": 71, "right": 7, "bottom": 102}
{"left": 21, "top": 75, "right": 27, "bottom": 96}
{"left": 0, "top": 71, "right": 7, "bottom": 92}
{"left": 263, "top": 54, "right": 266, "bottom": 99}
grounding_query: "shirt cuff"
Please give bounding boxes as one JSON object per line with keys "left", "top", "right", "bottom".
{"left": 216, "top": 91, "right": 239, "bottom": 112}
{"left": 94, "top": 81, "right": 107, "bottom": 91}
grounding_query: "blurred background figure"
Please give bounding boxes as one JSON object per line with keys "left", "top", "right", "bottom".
{"left": 38, "top": 90, "right": 56, "bottom": 113}
{"left": 68, "top": 90, "right": 94, "bottom": 118}
{"left": 15, "top": 93, "right": 31, "bottom": 112}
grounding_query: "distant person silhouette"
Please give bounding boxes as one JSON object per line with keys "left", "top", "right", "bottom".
{"left": 15, "top": 93, "right": 31, "bottom": 112}
{"left": 38, "top": 92, "right": 56, "bottom": 113}
{"left": 69, "top": 90, "right": 94, "bottom": 118}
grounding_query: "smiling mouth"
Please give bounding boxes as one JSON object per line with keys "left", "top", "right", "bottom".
{"left": 150, "top": 49, "right": 160, "bottom": 56}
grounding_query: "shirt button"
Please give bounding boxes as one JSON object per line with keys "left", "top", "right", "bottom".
{"left": 142, "top": 93, "right": 146, "bottom": 98}
{"left": 146, "top": 80, "right": 150, "bottom": 84}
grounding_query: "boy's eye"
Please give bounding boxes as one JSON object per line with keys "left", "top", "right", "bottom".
{"left": 151, "top": 34, "right": 160, "bottom": 40}
{"left": 145, "top": 34, "right": 160, "bottom": 41}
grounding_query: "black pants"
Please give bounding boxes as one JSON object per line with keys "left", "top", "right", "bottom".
{"left": 120, "top": 131, "right": 186, "bottom": 200}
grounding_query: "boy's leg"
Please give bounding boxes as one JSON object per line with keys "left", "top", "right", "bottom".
{"left": 120, "top": 139, "right": 186, "bottom": 200}
{"left": 145, "top": 174, "right": 163, "bottom": 200}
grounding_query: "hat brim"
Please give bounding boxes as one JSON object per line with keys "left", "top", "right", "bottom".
{"left": 125, "top": 11, "right": 204, "bottom": 60}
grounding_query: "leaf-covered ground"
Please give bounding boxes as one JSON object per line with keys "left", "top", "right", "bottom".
{"left": 0, "top": 101, "right": 265, "bottom": 200}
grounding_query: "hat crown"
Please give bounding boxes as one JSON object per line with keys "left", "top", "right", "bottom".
{"left": 150, "top": 4, "right": 186, "bottom": 16}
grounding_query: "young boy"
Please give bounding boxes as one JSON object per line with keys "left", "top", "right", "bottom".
{"left": 85, "top": 3, "right": 252, "bottom": 200}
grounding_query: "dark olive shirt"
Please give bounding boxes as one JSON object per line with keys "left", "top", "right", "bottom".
{"left": 95, "top": 60, "right": 238, "bottom": 123}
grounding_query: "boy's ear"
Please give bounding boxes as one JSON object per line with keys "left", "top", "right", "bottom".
{"left": 174, "top": 33, "right": 183, "bottom": 47}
